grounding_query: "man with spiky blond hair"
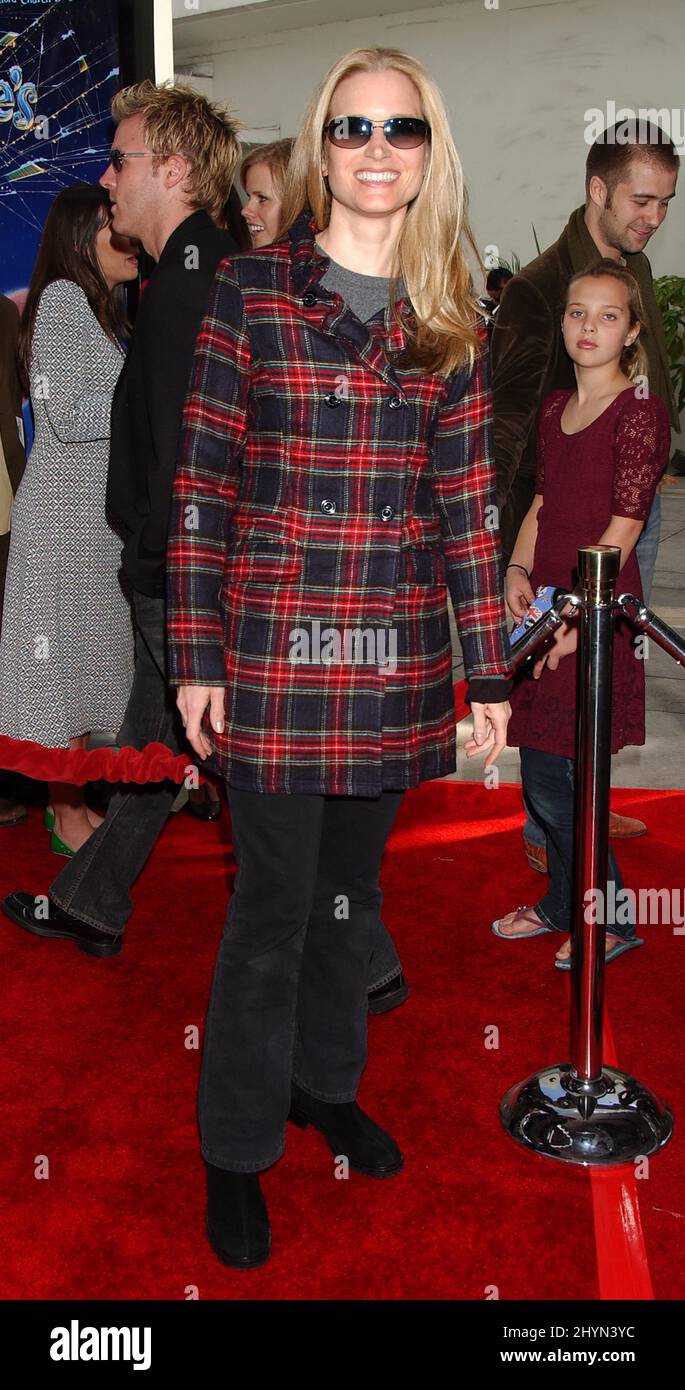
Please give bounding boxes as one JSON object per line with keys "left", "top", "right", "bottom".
{"left": 3, "top": 81, "right": 241, "bottom": 955}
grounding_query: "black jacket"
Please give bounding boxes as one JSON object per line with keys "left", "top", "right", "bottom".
{"left": 107, "top": 209, "right": 238, "bottom": 596}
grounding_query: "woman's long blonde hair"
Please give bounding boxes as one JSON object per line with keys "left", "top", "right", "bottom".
{"left": 565, "top": 261, "right": 649, "bottom": 383}
{"left": 280, "top": 47, "right": 482, "bottom": 375}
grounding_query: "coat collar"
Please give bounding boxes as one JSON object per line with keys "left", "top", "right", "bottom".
{"left": 157, "top": 209, "right": 217, "bottom": 268}
{"left": 288, "top": 209, "right": 414, "bottom": 385}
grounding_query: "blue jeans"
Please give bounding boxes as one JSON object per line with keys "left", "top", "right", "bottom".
{"left": 635, "top": 492, "right": 661, "bottom": 606}
{"left": 520, "top": 747, "right": 636, "bottom": 941}
{"left": 50, "top": 592, "right": 184, "bottom": 933}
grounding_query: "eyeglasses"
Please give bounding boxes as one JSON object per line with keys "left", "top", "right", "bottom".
{"left": 323, "top": 116, "right": 431, "bottom": 150}
{"left": 109, "top": 149, "right": 162, "bottom": 172}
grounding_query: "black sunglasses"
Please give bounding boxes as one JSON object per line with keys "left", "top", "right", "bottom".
{"left": 109, "top": 149, "right": 161, "bottom": 172}
{"left": 324, "top": 116, "right": 431, "bottom": 150}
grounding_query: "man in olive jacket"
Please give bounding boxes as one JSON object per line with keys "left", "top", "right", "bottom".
{"left": 492, "top": 121, "right": 679, "bottom": 568}
{"left": 491, "top": 120, "right": 679, "bottom": 861}
{"left": 0, "top": 291, "right": 27, "bottom": 826}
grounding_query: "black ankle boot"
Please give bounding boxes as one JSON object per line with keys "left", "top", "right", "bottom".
{"left": 205, "top": 1163, "right": 271, "bottom": 1269}
{"left": 288, "top": 1083, "right": 403, "bottom": 1178}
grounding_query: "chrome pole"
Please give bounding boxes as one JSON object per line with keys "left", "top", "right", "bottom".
{"left": 571, "top": 546, "right": 618, "bottom": 1083}
{"left": 617, "top": 593, "right": 685, "bottom": 668}
{"left": 500, "top": 546, "right": 674, "bottom": 1165}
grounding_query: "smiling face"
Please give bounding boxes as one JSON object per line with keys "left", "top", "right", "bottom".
{"left": 322, "top": 68, "right": 428, "bottom": 225}
{"left": 241, "top": 161, "right": 282, "bottom": 247}
{"left": 562, "top": 274, "right": 640, "bottom": 369}
{"left": 592, "top": 156, "right": 677, "bottom": 256}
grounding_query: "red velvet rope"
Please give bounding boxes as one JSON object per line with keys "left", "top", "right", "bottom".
{"left": 0, "top": 734, "right": 196, "bottom": 786}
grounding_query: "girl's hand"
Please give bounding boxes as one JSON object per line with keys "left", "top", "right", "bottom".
{"left": 533, "top": 619, "right": 578, "bottom": 678}
{"left": 465, "top": 701, "right": 511, "bottom": 768}
{"left": 176, "top": 685, "right": 226, "bottom": 760}
{"left": 505, "top": 568, "right": 535, "bottom": 620}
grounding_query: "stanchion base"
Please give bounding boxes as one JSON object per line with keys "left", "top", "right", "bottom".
{"left": 501, "top": 1063, "right": 673, "bottom": 1166}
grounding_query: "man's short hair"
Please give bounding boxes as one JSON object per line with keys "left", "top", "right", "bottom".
{"left": 486, "top": 267, "right": 513, "bottom": 294}
{"left": 111, "top": 80, "right": 242, "bottom": 225}
{"left": 585, "top": 120, "right": 679, "bottom": 199}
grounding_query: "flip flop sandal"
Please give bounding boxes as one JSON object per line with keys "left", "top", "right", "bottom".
{"left": 491, "top": 905, "right": 555, "bottom": 939}
{"left": 554, "top": 936, "right": 645, "bottom": 971}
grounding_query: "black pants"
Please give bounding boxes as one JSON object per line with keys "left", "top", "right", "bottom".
{"left": 199, "top": 787, "right": 404, "bottom": 1172}
{"left": 50, "top": 592, "right": 184, "bottom": 933}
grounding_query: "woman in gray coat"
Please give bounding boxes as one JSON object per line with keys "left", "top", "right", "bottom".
{"left": 0, "top": 185, "right": 139, "bottom": 854}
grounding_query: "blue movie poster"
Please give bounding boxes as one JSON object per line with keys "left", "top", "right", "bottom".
{"left": 0, "top": 0, "right": 119, "bottom": 306}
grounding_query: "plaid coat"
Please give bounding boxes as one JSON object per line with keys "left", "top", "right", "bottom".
{"left": 167, "top": 212, "right": 512, "bottom": 795}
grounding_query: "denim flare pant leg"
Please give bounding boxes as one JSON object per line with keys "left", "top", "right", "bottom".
{"left": 520, "top": 746, "right": 636, "bottom": 942}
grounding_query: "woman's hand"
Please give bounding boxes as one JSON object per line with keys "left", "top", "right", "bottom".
{"left": 533, "top": 618, "right": 578, "bottom": 678}
{"left": 176, "top": 685, "right": 226, "bottom": 760}
{"left": 505, "top": 567, "right": 535, "bottom": 620}
{"left": 465, "top": 701, "right": 511, "bottom": 768}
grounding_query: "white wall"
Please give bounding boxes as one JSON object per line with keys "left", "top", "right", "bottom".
{"left": 174, "top": 0, "right": 685, "bottom": 280}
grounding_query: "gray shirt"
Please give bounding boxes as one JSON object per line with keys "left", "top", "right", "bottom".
{"left": 320, "top": 249, "right": 405, "bottom": 323}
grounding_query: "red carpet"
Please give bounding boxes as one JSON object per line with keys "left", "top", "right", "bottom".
{"left": 0, "top": 781, "right": 682, "bottom": 1301}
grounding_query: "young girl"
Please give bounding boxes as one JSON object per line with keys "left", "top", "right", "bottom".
{"left": 494, "top": 259, "right": 670, "bottom": 968}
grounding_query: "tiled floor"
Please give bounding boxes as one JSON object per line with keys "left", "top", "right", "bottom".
{"left": 449, "top": 477, "right": 685, "bottom": 790}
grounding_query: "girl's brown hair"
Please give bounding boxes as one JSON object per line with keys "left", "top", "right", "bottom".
{"left": 565, "top": 259, "right": 649, "bottom": 383}
{"left": 18, "top": 184, "right": 129, "bottom": 395}
{"left": 279, "top": 46, "right": 482, "bottom": 375}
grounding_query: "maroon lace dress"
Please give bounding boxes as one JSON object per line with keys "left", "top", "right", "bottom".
{"left": 507, "top": 387, "right": 670, "bottom": 759}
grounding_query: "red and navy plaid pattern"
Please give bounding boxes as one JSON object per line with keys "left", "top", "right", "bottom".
{"left": 167, "top": 212, "right": 511, "bottom": 795}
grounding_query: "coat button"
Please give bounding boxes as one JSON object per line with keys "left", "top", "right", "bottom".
{"left": 302, "top": 292, "right": 317, "bottom": 306}
{"left": 324, "top": 391, "right": 342, "bottom": 407}
{"left": 320, "top": 498, "right": 337, "bottom": 514}
{"left": 379, "top": 505, "right": 395, "bottom": 522}
{"left": 387, "top": 395, "right": 404, "bottom": 409}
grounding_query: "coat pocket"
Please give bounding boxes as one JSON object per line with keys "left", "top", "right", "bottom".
{"left": 399, "top": 548, "right": 446, "bottom": 586}
{"left": 221, "top": 537, "right": 303, "bottom": 588}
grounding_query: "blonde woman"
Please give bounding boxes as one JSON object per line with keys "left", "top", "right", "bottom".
{"left": 242, "top": 134, "right": 407, "bottom": 1016}
{"left": 167, "top": 47, "right": 512, "bottom": 1268}
{"left": 240, "top": 137, "right": 294, "bottom": 246}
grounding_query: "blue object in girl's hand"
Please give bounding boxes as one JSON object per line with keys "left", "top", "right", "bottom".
{"left": 510, "top": 585, "right": 558, "bottom": 646}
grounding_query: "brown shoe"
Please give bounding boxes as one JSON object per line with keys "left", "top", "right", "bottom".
{"left": 524, "top": 840, "right": 548, "bottom": 874}
{"left": 609, "top": 811, "right": 647, "bottom": 839}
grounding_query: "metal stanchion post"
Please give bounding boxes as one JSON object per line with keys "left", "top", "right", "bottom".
{"left": 572, "top": 545, "right": 616, "bottom": 1086}
{"left": 500, "top": 546, "right": 674, "bottom": 1165}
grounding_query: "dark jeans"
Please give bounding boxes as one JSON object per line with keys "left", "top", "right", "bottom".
{"left": 635, "top": 492, "right": 661, "bottom": 606}
{"left": 520, "top": 746, "right": 635, "bottom": 942}
{"left": 199, "top": 787, "right": 404, "bottom": 1172}
{"left": 50, "top": 592, "right": 185, "bottom": 935}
